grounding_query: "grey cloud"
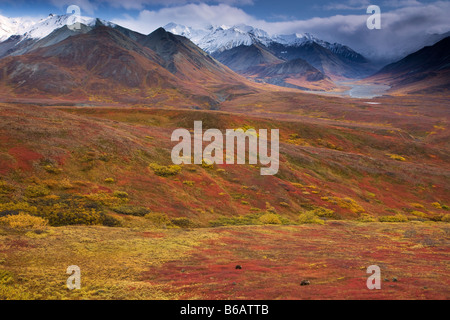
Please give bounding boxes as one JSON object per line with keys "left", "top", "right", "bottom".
{"left": 110, "top": 1, "right": 449, "bottom": 62}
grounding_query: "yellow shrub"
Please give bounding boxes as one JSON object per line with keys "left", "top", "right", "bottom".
{"left": 265, "top": 202, "right": 277, "bottom": 214}
{"left": 149, "top": 163, "right": 182, "bottom": 177}
{"left": 104, "top": 178, "right": 115, "bottom": 183}
{"left": 328, "top": 197, "right": 365, "bottom": 214}
{"left": 0, "top": 181, "right": 15, "bottom": 194}
{"left": 144, "top": 212, "right": 173, "bottom": 228}
{"left": 298, "top": 212, "right": 324, "bottom": 225}
{"left": 85, "top": 192, "right": 127, "bottom": 207}
{"left": 411, "top": 211, "right": 427, "bottom": 218}
{"left": 201, "top": 160, "right": 214, "bottom": 169}
{"left": 0, "top": 213, "right": 48, "bottom": 230}
{"left": 258, "top": 213, "right": 282, "bottom": 225}
{"left": 24, "top": 185, "right": 50, "bottom": 198}
{"left": 358, "top": 213, "right": 376, "bottom": 222}
{"left": 442, "top": 214, "right": 450, "bottom": 223}
{"left": 0, "top": 202, "right": 38, "bottom": 216}
{"left": 388, "top": 154, "right": 406, "bottom": 161}
{"left": 431, "top": 202, "right": 442, "bottom": 209}
{"left": 182, "top": 181, "right": 195, "bottom": 186}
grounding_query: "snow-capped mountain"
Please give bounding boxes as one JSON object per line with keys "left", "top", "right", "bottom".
{"left": 0, "top": 15, "right": 36, "bottom": 41}
{"left": 0, "top": 13, "right": 114, "bottom": 42}
{"left": 163, "top": 22, "right": 372, "bottom": 79}
{"left": 164, "top": 23, "right": 272, "bottom": 54}
{"left": 163, "top": 22, "right": 364, "bottom": 62}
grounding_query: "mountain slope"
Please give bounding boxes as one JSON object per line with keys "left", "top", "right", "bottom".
{"left": 0, "top": 24, "right": 256, "bottom": 107}
{"left": 0, "top": 26, "right": 171, "bottom": 95}
{"left": 211, "top": 43, "right": 283, "bottom": 72}
{"left": 136, "top": 27, "right": 255, "bottom": 107}
{"left": 267, "top": 41, "right": 373, "bottom": 79}
{"left": 368, "top": 36, "right": 450, "bottom": 94}
{"left": 244, "top": 58, "right": 336, "bottom": 91}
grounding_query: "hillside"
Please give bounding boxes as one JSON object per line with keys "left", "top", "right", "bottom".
{"left": 367, "top": 37, "right": 450, "bottom": 94}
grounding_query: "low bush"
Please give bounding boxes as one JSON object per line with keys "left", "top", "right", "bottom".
{"left": 24, "top": 185, "right": 50, "bottom": 198}
{"left": 298, "top": 211, "right": 325, "bottom": 225}
{"left": 357, "top": 213, "right": 376, "bottom": 222}
{"left": 113, "top": 191, "right": 129, "bottom": 199}
{"left": 170, "top": 217, "right": 196, "bottom": 228}
{"left": 0, "top": 181, "right": 15, "bottom": 195}
{"left": 388, "top": 154, "right": 406, "bottom": 161}
{"left": 111, "top": 205, "right": 150, "bottom": 216}
{"left": 379, "top": 214, "right": 408, "bottom": 222}
{"left": 258, "top": 213, "right": 282, "bottom": 225}
{"left": 149, "top": 163, "right": 182, "bottom": 177}
{"left": 144, "top": 212, "right": 173, "bottom": 228}
{"left": 0, "top": 213, "right": 48, "bottom": 230}
{"left": 431, "top": 202, "right": 442, "bottom": 209}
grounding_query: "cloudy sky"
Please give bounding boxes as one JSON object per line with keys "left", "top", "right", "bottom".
{"left": 1, "top": 0, "right": 449, "bottom": 62}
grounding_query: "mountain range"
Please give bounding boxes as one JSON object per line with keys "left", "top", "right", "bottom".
{"left": 0, "top": 13, "right": 449, "bottom": 99}
{"left": 164, "top": 23, "right": 375, "bottom": 81}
